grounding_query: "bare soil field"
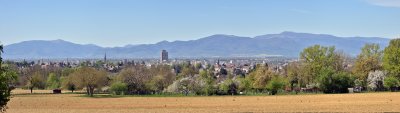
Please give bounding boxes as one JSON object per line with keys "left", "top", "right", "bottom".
{"left": 7, "top": 90, "right": 400, "bottom": 113}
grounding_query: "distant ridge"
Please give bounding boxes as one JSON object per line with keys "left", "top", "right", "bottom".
{"left": 3, "top": 31, "right": 390, "bottom": 59}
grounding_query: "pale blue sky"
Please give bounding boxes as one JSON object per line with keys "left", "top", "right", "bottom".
{"left": 1, "top": 0, "right": 400, "bottom": 47}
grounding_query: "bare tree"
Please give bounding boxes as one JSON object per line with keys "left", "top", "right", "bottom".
{"left": 118, "top": 65, "right": 152, "bottom": 94}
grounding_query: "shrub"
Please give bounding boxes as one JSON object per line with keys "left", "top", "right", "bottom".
{"left": 110, "top": 82, "right": 127, "bottom": 95}
{"left": 383, "top": 76, "right": 399, "bottom": 92}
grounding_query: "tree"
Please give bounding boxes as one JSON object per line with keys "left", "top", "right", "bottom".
{"left": 285, "top": 62, "right": 301, "bottom": 89}
{"left": 367, "top": 70, "right": 386, "bottom": 91}
{"left": 249, "top": 64, "right": 274, "bottom": 91}
{"left": 178, "top": 78, "right": 192, "bottom": 96}
{"left": 299, "top": 45, "right": 344, "bottom": 85}
{"left": 198, "top": 70, "right": 215, "bottom": 95}
{"left": 194, "top": 63, "right": 202, "bottom": 71}
{"left": 146, "top": 75, "right": 164, "bottom": 94}
{"left": 318, "top": 68, "right": 354, "bottom": 93}
{"left": 237, "top": 76, "right": 251, "bottom": 94}
{"left": 46, "top": 73, "right": 60, "bottom": 89}
{"left": 383, "top": 76, "right": 399, "bottom": 92}
{"left": 352, "top": 43, "right": 382, "bottom": 88}
{"left": 118, "top": 65, "right": 152, "bottom": 94}
{"left": 178, "top": 65, "right": 196, "bottom": 79}
{"left": 146, "top": 65, "right": 175, "bottom": 94}
{"left": 188, "top": 76, "right": 206, "bottom": 95}
{"left": 60, "top": 76, "right": 76, "bottom": 93}
{"left": 70, "top": 67, "right": 108, "bottom": 96}
{"left": 60, "top": 68, "right": 77, "bottom": 93}
{"left": 0, "top": 44, "right": 18, "bottom": 112}
{"left": 266, "top": 75, "right": 288, "bottom": 95}
{"left": 20, "top": 64, "right": 46, "bottom": 93}
{"left": 26, "top": 71, "right": 46, "bottom": 93}
{"left": 383, "top": 39, "right": 400, "bottom": 79}
{"left": 218, "top": 79, "right": 237, "bottom": 95}
{"left": 110, "top": 82, "right": 127, "bottom": 95}
{"left": 61, "top": 68, "right": 75, "bottom": 77}
{"left": 0, "top": 66, "right": 17, "bottom": 112}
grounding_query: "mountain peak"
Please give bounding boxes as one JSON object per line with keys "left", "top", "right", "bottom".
{"left": 208, "top": 34, "right": 238, "bottom": 38}
{"left": 265, "top": 31, "right": 336, "bottom": 39}
{"left": 280, "top": 31, "right": 298, "bottom": 34}
{"left": 280, "top": 31, "right": 316, "bottom": 36}
{"left": 156, "top": 40, "right": 169, "bottom": 44}
{"left": 51, "top": 39, "right": 68, "bottom": 43}
{"left": 54, "top": 39, "right": 65, "bottom": 41}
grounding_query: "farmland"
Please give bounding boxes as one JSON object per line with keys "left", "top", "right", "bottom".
{"left": 6, "top": 89, "right": 400, "bottom": 113}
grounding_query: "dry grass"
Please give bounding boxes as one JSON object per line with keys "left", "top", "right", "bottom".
{"left": 11, "top": 89, "right": 54, "bottom": 94}
{"left": 11, "top": 89, "right": 86, "bottom": 95}
{"left": 7, "top": 89, "right": 400, "bottom": 113}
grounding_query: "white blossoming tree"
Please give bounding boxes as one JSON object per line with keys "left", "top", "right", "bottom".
{"left": 367, "top": 70, "right": 386, "bottom": 91}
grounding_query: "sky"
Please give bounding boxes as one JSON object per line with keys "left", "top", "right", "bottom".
{"left": 0, "top": 0, "right": 400, "bottom": 47}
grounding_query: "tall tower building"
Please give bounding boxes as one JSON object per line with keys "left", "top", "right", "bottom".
{"left": 104, "top": 52, "right": 107, "bottom": 63}
{"left": 161, "top": 50, "right": 168, "bottom": 62}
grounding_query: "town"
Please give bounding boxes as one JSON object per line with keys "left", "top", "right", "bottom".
{"left": 8, "top": 50, "right": 293, "bottom": 75}
{"left": 1, "top": 0, "right": 400, "bottom": 112}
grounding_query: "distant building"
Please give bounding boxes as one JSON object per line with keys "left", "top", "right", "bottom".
{"left": 104, "top": 52, "right": 107, "bottom": 63}
{"left": 161, "top": 50, "right": 168, "bottom": 62}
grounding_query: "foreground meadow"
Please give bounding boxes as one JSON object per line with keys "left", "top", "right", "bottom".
{"left": 7, "top": 90, "right": 400, "bottom": 113}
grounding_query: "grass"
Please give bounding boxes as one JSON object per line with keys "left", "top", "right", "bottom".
{"left": 12, "top": 88, "right": 382, "bottom": 98}
{"left": 12, "top": 89, "right": 335, "bottom": 98}
{"left": 81, "top": 90, "right": 326, "bottom": 98}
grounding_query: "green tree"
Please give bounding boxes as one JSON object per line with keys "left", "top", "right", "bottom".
{"left": 266, "top": 75, "right": 288, "bottom": 95}
{"left": 0, "top": 66, "right": 17, "bottom": 112}
{"left": 285, "top": 62, "right": 302, "bottom": 89}
{"left": 218, "top": 79, "right": 237, "bottom": 95}
{"left": 383, "top": 39, "right": 400, "bottom": 79}
{"left": 352, "top": 43, "right": 382, "bottom": 87}
{"left": 318, "top": 68, "right": 354, "bottom": 93}
{"left": 0, "top": 44, "right": 18, "bottom": 112}
{"left": 146, "top": 75, "right": 165, "bottom": 94}
{"left": 110, "top": 82, "right": 127, "bottom": 95}
{"left": 178, "top": 65, "right": 196, "bottom": 79}
{"left": 300, "top": 45, "right": 343, "bottom": 85}
{"left": 70, "top": 67, "right": 108, "bottom": 97}
{"left": 199, "top": 70, "right": 215, "bottom": 95}
{"left": 46, "top": 73, "right": 60, "bottom": 89}
{"left": 237, "top": 76, "right": 251, "bottom": 94}
{"left": 384, "top": 76, "right": 399, "bottom": 92}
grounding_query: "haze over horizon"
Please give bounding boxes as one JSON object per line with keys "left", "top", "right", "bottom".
{"left": 1, "top": 0, "right": 400, "bottom": 47}
{"left": 2, "top": 31, "right": 392, "bottom": 47}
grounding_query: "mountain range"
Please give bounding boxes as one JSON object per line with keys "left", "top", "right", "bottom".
{"left": 3, "top": 31, "right": 390, "bottom": 59}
